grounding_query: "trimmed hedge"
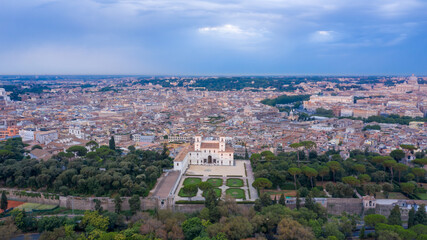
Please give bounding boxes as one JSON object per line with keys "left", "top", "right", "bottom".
{"left": 237, "top": 201, "right": 255, "bottom": 204}
{"left": 246, "top": 179, "right": 251, "bottom": 199}
{"left": 175, "top": 200, "right": 205, "bottom": 204}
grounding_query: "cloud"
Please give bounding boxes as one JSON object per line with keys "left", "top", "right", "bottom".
{"left": 376, "top": 0, "right": 423, "bottom": 18}
{"left": 0, "top": 0, "right": 426, "bottom": 74}
{"left": 198, "top": 24, "right": 262, "bottom": 38}
{"left": 385, "top": 33, "right": 408, "bottom": 46}
{"left": 310, "top": 30, "right": 338, "bottom": 43}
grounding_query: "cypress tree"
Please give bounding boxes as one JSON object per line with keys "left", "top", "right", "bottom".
{"left": 114, "top": 195, "right": 122, "bottom": 214}
{"left": 260, "top": 193, "right": 272, "bottom": 207}
{"left": 273, "top": 195, "right": 277, "bottom": 204}
{"left": 161, "top": 144, "right": 169, "bottom": 158}
{"left": 254, "top": 199, "right": 262, "bottom": 212}
{"left": 408, "top": 207, "right": 416, "bottom": 228}
{"left": 109, "top": 136, "right": 116, "bottom": 150}
{"left": 1, "top": 191, "right": 7, "bottom": 212}
{"left": 279, "top": 193, "right": 286, "bottom": 206}
{"left": 414, "top": 204, "right": 427, "bottom": 225}
{"left": 359, "top": 226, "right": 365, "bottom": 239}
{"left": 304, "top": 192, "right": 315, "bottom": 211}
{"left": 205, "top": 188, "right": 219, "bottom": 210}
{"left": 93, "top": 199, "right": 103, "bottom": 212}
{"left": 387, "top": 205, "right": 402, "bottom": 226}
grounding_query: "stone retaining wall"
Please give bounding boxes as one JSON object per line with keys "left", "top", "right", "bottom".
{"left": 2, "top": 187, "right": 427, "bottom": 218}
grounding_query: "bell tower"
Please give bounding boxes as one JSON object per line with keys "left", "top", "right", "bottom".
{"left": 194, "top": 136, "right": 201, "bottom": 151}
{"left": 219, "top": 137, "right": 225, "bottom": 151}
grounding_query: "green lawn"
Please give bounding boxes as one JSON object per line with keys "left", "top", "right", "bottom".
{"left": 226, "top": 188, "right": 245, "bottom": 199}
{"left": 178, "top": 188, "right": 197, "bottom": 197}
{"left": 375, "top": 192, "right": 408, "bottom": 199}
{"left": 203, "top": 188, "right": 222, "bottom": 198}
{"left": 207, "top": 178, "right": 223, "bottom": 187}
{"left": 226, "top": 178, "right": 244, "bottom": 187}
{"left": 15, "top": 203, "right": 58, "bottom": 211}
{"left": 416, "top": 193, "right": 427, "bottom": 200}
{"left": 183, "top": 177, "right": 202, "bottom": 186}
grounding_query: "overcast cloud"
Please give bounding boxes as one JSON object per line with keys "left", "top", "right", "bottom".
{"left": 0, "top": 0, "right": 426, "bottom": 75}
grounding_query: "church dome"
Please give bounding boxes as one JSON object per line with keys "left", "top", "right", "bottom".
{"left": 408, "top": 74, "right": 418, "bottom": 85}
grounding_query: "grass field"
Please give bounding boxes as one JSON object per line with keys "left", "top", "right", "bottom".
{"left": 226, "top": 188, "right": 245, "bottom": 199}
{"left": 416, "top": 193, "right": 427, "bottom": 200}
{"left": 15, "top": 203, "right": 58, "bottom": 211}
{"left": 35, "top": 207, "right": 86, "bottom": 215}
{"left": 178, "top": 188, "right": 197, "bottom": 198}
{"left": 207, "top": 178, "right": 223, "bottom": 187}
{"left": 226, "top": 178, "right": 244, "bottom": 187}
{"left": 183, "top": 177, "right": 202, "bottom": 186}
{"left": 375, "top": 192, "right": 408, "bottom": 199}
{"left": 203, "top": 188, "right": 222, "bottom": 198}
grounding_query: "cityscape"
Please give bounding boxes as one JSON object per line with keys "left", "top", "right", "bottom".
{"left": 1, "top": 0, "right": 427, "bottom": 240}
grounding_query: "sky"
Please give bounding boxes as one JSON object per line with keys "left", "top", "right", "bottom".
{"left": 0, "top": 0, "right": 426, "bottom": 75}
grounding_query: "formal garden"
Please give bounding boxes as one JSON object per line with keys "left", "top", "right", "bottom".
{"left": 225, "top": 188, "right": 245, "bottom": 199}
{"left": 226, "top": 178, "right": 244, "bottom": 187}
{"left": 206, "top": 178, "right": 223, "bottom": 187}
{"left": 178, "top": 177, "right": 246, "bottom": 199}
{"left": 202, "top": 188, "right": 222, "bottom": 198}
{"left": 183, "top": 177, "right": 202, "bottom": 186}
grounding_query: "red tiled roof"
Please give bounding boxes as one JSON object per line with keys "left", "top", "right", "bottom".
{"left": 200, "top": 142, "right": 219, "bottom": 149}
{"left": 174, "top": 144, "right": 192, "bottom": 162}
{"left": 220, "top": 146, "right": 234, "bottom": 153}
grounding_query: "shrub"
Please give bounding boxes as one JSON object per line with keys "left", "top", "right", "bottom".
{"left": 281, "top": 182, "right": 296, "bottom": 190}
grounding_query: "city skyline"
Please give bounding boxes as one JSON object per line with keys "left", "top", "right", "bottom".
{"left": 1, "top": 0, "right": 426, "bottom": 75}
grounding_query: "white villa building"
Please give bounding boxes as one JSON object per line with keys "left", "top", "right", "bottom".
{"left": 174, "top": 136, "right": 234, "bottom": 172}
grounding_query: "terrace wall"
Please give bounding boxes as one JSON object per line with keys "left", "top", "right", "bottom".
{"left": 2, "top": 187, "right": 426, "bottom": 219}
{"left": 1, "top": 188, "right": 164, "bottom": 212}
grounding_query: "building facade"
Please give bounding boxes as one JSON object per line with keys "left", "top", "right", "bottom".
{"left": 174, "top": 136, "right": 234, "bottom": 172}
{"left": 35, "top": 130, "right": 58, "bottom": 145}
